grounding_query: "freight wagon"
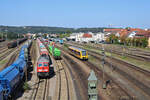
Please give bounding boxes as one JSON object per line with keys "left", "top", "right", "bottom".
{"left": 0, "top": 40, "right": 32, "bottom": 99}
{"left": 37, "top": 38, "right": 49, "bottom": 56}
{"left": 0, "top": 39, "right": 5, "bottom": 42}
{"left": 48, "top": 45, "right": 61, "bottom": 60}
{"left": 7, "top": 38, "right": 27, "bottom": 48}
{"left": 59, "top": 39, "right": 63, "bottom": 44}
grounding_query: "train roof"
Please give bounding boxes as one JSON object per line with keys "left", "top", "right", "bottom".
{"left": 38, "top": 55, "right": 52, "bottom": 64}
{"left": 0, "top": 64, "right": 18, "bottom": 78}
{"left": 38, "top": 57, "right": 49, "bottom": 62}
{"left": 54, "top": 48, "right": 60, "bottom": 51}
{"left": 69, "top": 46, "right": 86, "bottom": 52}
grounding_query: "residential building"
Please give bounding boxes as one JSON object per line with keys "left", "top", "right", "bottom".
{"left": 68, "top": 32, "right": 105, "bottom": 43}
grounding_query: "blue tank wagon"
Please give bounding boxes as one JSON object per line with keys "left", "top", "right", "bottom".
{"left": 13, "top": 57, "right": 27, "bottom": 79}
{"left": 0, "top": 85, "right": 4, "bottom": 100}
{"left": 0, "top": 64, "right": 21, "bottom": 99}
{"left": 0, "top": 40, "right": 32, "bottom": 99}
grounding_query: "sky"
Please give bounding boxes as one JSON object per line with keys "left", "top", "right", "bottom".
{"left": 0, "top": 0, "right": 150, "bottom": 28}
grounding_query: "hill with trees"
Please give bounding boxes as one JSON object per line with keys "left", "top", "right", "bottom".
{"left": 0, "top": 26, "right": 111, "bottom": 34}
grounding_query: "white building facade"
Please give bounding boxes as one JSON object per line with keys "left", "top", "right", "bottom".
{"left": 69, "top": 32, "right": 105, "bottom": 43}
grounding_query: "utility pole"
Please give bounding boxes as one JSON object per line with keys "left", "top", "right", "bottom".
{"left": 2, "top": 33, "right": 3, "bottom": 40}
{"left": 123, "top": 41, "right": 126, "bottom": 57}
{"left": 102, "top": 48, "right": 106, "bottom": 89}
{"left": 5, "top": 34, "right": 7, "bottom": 40}
{"left": 5, "top": 29, "right": 8, "bottom": 40}
{"left": 17, "top": 34, "right": 19, "bottom": 47}
{"left": 110, "top": 40, "right": 113, "bottom": 70}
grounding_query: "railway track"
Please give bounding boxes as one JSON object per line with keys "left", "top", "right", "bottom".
{"left": 87, "top": 51, "right": 150, "bottom": 99}
{"left": 0, "top": 46, "right": 7, "bottom": 51}
{"left": 66, "top": 42, "right": 150, "bottom": 76}
{"left": 3, "top": 50, "right": 19, "bottom": 68}
{"left": 66, "top": 42, "right": 150, "bottom": 98}
{"left": 31, "top": 78, "right": 49, "bottom": 100}
{"left": 0, "top": 47, "right": 8, "bottom": 54}
{"left": 83, "top": 61, "right": 133, "bottom": 100}
{"left": 56, "top": 60, "right": 70, "bottom": 100}
{"left": 58, "top": 43, "right": 150, "bottom": 100}
{"left": 62, "top": 53, "right": 89, "bottom": 100}
{"left": 68, "top": 42, "right": 150, "bottom": 61}
{"left": 0, "top": 41, "right": 29, "bottom": 72}
{"left": 0, "top": 41, "right": 8, "bottom": 47}
{"left": 96, "top": 43, "right": 150, "bottom": 61}
{"left": 88, "top": 50, "right": 150, "bottom": 76}
{"left": 111, "top": 49, "right": 150, "bottom": 61}
{"left": 0, "top": 40, "right": 28, "bottom": 62}
{"left": 58, "top": 44, "right": 134, "bottom": 100}
{"left": 0, "top": 48, "right": 17, "bottom": 61}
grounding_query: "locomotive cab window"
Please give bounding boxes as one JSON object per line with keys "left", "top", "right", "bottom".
{"left": 44, "top": 63, "right": 48, "bottom": 67}
{"left": 38, "top": 63, "right": 42, "bottom": 67}
{"left": 82, "top": 51, "right": 86, "bottom": 56}
{"left": 77, "top": 52, "right": 80, "bottom": 55}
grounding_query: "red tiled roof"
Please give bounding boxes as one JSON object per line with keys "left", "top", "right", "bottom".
{"left": 119, "top": 30, "right": 131, "bottom": 37}
{"left": 82, "top": 33, "right": 92, "bottom": 38}
{"left": 104, "top": 28, "right": 150, "bottom": 37}
{"left": 136, "top": 31, "right": 150, "bottom": 37}
{"left": 130, "top": 28, "right": 144, "bottom": 32}
{"left": 104, "top": 29, "right": 123, "bottom": 32}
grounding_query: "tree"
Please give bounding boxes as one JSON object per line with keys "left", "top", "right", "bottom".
{"left": 125, "top": 38, "right": 130, "bottom": 46}
{"left": 120, "top": 36, "right": 126, "bottom": 44}
{"left": 106, "top": 37, "right": 110, "bottom": 43}
{"left": 141, "top": 37, "right": 148, "bottom": 47}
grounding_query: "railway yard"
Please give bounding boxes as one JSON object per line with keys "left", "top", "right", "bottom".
{"left": 0, "top": 38, "right": 150, "bottom": 100}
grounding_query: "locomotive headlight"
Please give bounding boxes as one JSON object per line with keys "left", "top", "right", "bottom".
{"left": 38, "top": 69, "right": 42, "bottom": 72}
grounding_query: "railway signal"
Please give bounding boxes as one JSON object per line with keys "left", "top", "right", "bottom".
{"left": 88, "top": 70, "right": 98, "bottom": 100}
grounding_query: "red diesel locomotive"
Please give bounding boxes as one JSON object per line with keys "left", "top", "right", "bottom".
{"left": 37, "top": 54, "right": 53, "bottom": 78}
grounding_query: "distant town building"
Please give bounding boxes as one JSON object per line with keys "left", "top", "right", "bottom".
{"left": 104, "top": 28, "right": 150, "bottom": 38}
{"left": 148, "top": 37, "right": 150, "bottom": 47}
{"left": 68, "top": 32, "right": 105, "bottom": 43}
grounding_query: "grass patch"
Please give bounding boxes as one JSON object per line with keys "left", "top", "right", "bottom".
{"left": 111, "top": 44, "right": 150, "bottom": 52}
{"left": 121, "top": 56, "right": 127, "bottom": 59}
{"left": 0, "top": 59, "right": 8, "bottom": 65}
{"left": 113, "top": 53, "right": 150, "bottom": 71}
{"left": 84, "top": 44, "right": 150, "bottom": 71}
{"left": 88, "top": 55, "right": 96, "bottom": 62}
{"left": 23, "top": 82, "right": 31, "bottom": 91}
{"left": 64, "top": 43, "right": 69, "bottom": 48}
{"left": 84, "top": 46, "right": 111, "bottom": 56}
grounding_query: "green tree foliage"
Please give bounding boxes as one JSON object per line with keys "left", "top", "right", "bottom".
{"left": 107, "top": 34, "right": 148, "bottom": 48}
{"left": 0, "top": 32, "right": 24, "bottom": 40}
{"left": 59, "top": 33, "right": 71, "bottom": 38}
{"left": 107, "top": 34, "right": 119, "bottom": 44}
{"left": 0, "top": 26, "right": 108, "bottom": 34}
{"left": 141, "top": 37, "right": 148, "bottom": 47}
{"left": 0, "top": 33, "right": 3, "bottom": 38}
